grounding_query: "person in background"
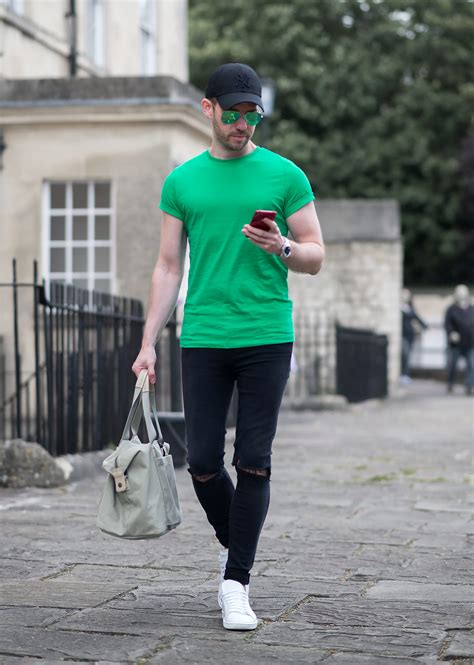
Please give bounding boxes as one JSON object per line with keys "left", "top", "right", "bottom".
{"left": 444, "top": 284, "right": 474, "bottom": 395}
{"left": 400, "top": 288, "right": 428, "bottom": 385}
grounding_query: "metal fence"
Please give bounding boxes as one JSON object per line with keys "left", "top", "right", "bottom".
{"left": 285, "top": 309, "right": 334, "bottom": 402}
{"left": 336, "top": 325, "right": 388, "bottom": 402}
{"left": 0, "top": 259, "right": 182, "bottom": 455}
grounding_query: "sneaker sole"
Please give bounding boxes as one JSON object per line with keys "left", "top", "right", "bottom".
{"left": 223, "top": 618, "right": 258, "bottom": 630}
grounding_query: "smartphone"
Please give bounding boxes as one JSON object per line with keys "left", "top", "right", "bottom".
{"left": 249, "top": 210, "right": 277, "bottom": 231}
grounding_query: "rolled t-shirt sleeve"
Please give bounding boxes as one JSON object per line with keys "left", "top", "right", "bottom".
{"left": 283, "top": 164, "right": 315, "bottom": 219}
{"left": 159, "top": 172, "right": 184, "bottom": 220}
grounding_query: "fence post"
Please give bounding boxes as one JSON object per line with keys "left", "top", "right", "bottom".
{"left": 12, "top": 258, "right": 22, "bottom": 439}
{"left": 33, "top": 261, "right": 42, "bottom": 444}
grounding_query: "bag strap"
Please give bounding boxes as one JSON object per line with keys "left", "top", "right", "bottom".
{"left": 123, "top": 370, "right": 165, "bottom": 445}
{"left": 120, "top": 373, "right": 146, "bottom": 441}
{"left": 140, "top": 375, "right": 161, "bottom": 443}
{"left": 148, "top": 381, "right": 164, "bottom": 445}
{"left": 121, "top": 370, "right": 157, "bottom": 443}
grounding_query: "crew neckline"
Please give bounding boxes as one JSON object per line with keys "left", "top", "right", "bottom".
{"left": 205, "top": 146, "right": 262, "bottom": 163}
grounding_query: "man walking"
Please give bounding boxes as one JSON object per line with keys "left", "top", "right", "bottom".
{"left": 132, "top": 63, "right": 324, "bottom": 630}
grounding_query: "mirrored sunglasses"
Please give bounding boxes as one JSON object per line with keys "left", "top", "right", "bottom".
{"left": 221, "top": 110, "right": 263, "bottom": 126}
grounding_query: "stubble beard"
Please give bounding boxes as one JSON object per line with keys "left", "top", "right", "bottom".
{"left": 213, "top": 119, "right": 251, "bottom": 152}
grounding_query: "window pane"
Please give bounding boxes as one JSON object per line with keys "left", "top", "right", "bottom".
{"left": 95, "top": 183, "right": 110, "bottom": 208}
{"left": 50, "top": 216, "right": 66, "bottom": 240}
{"left": 95, "top": 247, "right": 110, "bottom": 272}
{"left": 73, "top": 247, "right": 88, "bottom": 272}
{"left": 94, "top": 278, "right": 111, "bottom": 293}
{"left": 95, "top": 215, "right": 110, "bottom": 240}
{"left": 72, "top": 278, "right": 88, "bottom": 290}
{"left": 50, "top": 248, "right": 65, "bottom": 272}
{"left": 73, "top": 183, "right": 88, "bottom": 208}
{"left": 50, "top": 184, "right": 66, "bottom": 209}
{"left": 72, "top": 215, "right": 88, "bottom": 240}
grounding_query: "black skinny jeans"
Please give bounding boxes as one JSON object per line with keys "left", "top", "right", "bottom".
{"left": 181, "top": 343, "right": 292, "bottom": 585}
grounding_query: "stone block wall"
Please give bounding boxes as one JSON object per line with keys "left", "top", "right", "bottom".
{"left": 288, "top": 200, "right": 402, "bottom": 397}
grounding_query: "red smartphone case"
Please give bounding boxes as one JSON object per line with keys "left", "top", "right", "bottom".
{"left": 250, "top": 210, "right": 277, "bottom": 231}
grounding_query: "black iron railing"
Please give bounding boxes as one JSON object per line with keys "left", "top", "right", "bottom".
{"left": 0, "top": 259, "right": 182, "bottom": 455}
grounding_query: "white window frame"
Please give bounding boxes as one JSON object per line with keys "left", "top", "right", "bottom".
{"left": 139, "top": 0, "right": 156, "bottom": 76}
{"left": 42, "top": 180, "right": 116, "bottom": 296}
{"left": 87, "top": 0, "right": 105, "bottom": 68}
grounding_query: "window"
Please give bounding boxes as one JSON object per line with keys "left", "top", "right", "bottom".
{"left": 0, "top": 0, "right": 24, "bottom": 12}
{"left": 43, "top": 181, "right": 115, "bottom": 294}
{"left": 140, "top": 0, "right": 156, "bottom": 75}
{"left": 87, "top": 0, "right": 104, "bottom": 68}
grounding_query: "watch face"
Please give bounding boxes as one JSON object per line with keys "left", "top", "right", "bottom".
{"left": 283, "top": 245, "right": 291, "bottom": 257}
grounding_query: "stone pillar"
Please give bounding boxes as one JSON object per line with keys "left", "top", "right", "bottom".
{"left": 289, "top": 199, "right": 402, "bottom": 396}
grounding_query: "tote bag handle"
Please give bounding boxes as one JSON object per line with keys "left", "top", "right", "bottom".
{"left": 121, "top": 370, "right": 163, "bottom": 444}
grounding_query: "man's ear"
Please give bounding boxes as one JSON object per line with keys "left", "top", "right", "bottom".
{"left": 201, "top": 98, "right": 214, "bottom": 120}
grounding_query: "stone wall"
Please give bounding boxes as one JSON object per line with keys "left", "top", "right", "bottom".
{"left": 288, "top": 200, "right": 402, "bottom": 397}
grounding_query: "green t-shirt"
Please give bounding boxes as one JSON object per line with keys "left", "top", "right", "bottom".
{"left": 159, "top": 147, "right": 315, "bottom": 348}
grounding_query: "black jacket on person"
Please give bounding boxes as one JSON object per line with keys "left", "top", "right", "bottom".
{"left": 402, "top": 306, "right": 427, "bottom": 345}
{"left": 445, "top": 304, "right": 474, "bottom": 350}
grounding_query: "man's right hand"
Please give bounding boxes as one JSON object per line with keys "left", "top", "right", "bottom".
{"left": 132, "top": 346, "right": 157, "bottom": 384}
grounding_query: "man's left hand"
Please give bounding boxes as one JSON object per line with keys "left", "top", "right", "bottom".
{"left": 242, "top": 220, "right": 283, "bottom": 255}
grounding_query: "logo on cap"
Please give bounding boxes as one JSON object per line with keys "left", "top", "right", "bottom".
{"left": 234, "top": 73, "right": 250, "bottom": 90}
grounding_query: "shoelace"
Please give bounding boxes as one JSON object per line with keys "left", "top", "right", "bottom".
{"left": 222, "top": 587, "right": 252, "bottom": 615}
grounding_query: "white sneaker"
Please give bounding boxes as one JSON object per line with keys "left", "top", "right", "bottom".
{"left": 217, "top": 549, "right": 250, "bottom": 607}
{"left": 220, "top": 579, "right": 258, "bottom": 630}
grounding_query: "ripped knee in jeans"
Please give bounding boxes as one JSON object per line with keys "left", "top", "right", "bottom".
{"left": 235, "top": 460, "right": 270, "bottom": 478}
{"left": 189, "top": 470, "right": 219, "bottom": 483}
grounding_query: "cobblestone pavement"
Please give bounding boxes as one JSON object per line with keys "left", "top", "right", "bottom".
{"left": 0, "top": 380, "right": 472, "bottom": 665}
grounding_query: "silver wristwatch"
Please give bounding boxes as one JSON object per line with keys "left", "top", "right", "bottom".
{"left": 279, "top": 237, "right": 292, "bottom": 260}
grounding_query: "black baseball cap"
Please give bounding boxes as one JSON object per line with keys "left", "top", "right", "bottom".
{"left": 205, "top": 63, "right": 264, "bottom": 112}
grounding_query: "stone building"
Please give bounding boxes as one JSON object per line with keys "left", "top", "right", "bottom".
{"left": 0, "top": 0, "right": 188, "bottom": 81}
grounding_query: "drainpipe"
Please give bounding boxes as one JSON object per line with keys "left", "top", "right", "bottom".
{"left": 65, "top": 0, "right": 77, "bottom": 77}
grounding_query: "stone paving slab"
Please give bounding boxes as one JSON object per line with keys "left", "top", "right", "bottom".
{"left": 148, "top": 637, "right": 329, "bottom": 664}
{"left": 275, "top": 597, "right": 472, "bottom": 631}
{"left": 324, "top": 654, "right": 437, "bottom": 664}
{"left": 0, "top": 556, "right": 64, "bottom": 580}
{"left": 0, "top": 580, "right": 135, "bottom": 609}
{"left": 348, "top": 549, "right": 473, "bottom": 585}
{"left": 39, "top": 562, "right": 204, "bottom": 586}
{"left": 0, "top": 380, "right": 472, "bottom": 664}
{"left": 0, "top": 606, "right": 69, "bottom": 627}
{"left": 0, "top": 627, "right": 166, "bottom": 661}
{"left": 0, "top": 660, "right": 113, "bottom": 665}
{"left": 252, "top": 620, "right": 446, "bottom": 658}
{"left": 443, "top": 630, "right": 474, "bottom": 659}
{"left": 366, "top": 580, "right": 473, "bottom": 603}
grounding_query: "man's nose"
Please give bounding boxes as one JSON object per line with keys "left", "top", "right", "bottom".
{"left": 235, "top": 115, "right": 248, "bottom": 129}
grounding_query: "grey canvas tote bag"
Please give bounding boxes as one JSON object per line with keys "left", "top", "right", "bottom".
{"left": 96, "top": 370, "right": 182, "bottom": 539}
